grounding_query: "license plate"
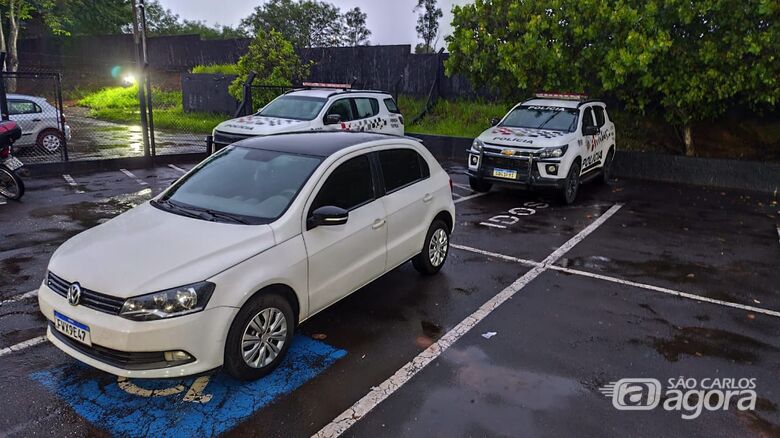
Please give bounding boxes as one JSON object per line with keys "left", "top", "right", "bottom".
{"left": 3, "top": 156, "right": 22, "bottom": 171}
{"left": 492, "top": 168, "right": 518, "bottom": 179}
{"left": 54, "top": 311, "right": 92, "bottom": 346}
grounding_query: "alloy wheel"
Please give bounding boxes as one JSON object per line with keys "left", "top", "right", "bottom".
{"left": 42, "top": 134, "right": 61, "bottom": 152}
{"left": 428, "top": 228, "right": 449, "bottom": 267}
{"left": 241, "top": 307, "right": 288, "bottom": 368}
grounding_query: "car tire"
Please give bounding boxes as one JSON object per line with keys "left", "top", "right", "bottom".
{"left": 412, "top": 219, "right": 450, "bottom": 275}
{"left": 224, "top": 292, "right": 295, "bottom": 381}
{"left": 0, "top": 166, "right": 24, "bottom": 200}
{"left": 36, "top": 129, "right": 65, "bottom": 154}
{"left": 560, "top": 161, "right": 581, "bottom": 205}
{"left": 468, "top": 176, "right": 492, "bottom": 193}
{"left": 598, "top": 149, "right": 614, "bottom": 185}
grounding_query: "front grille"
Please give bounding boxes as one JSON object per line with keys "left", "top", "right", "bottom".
{"left": 213, "top": 130, "right": 253, "bottom": 146}
{"left": 47, "top": 272, "right": 125, "bottom": 315}
{"left": 49, "top": 323, "right": 192, "bottom": 370}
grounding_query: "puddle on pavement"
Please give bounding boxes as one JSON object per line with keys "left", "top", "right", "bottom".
{"left": 651, "top": 326, "right": 778, "bottom": 364}
{"left": 29, "top": 189, "right": 151, "bottom": 229}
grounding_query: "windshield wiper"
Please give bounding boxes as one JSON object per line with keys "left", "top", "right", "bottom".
{"left": 152, "top": 199, "right": 203, "bottom": 220}
{"left": 153, "top": 199, "right": 250, "bottom": 224}
{"left": 198, "top": 209, "right": 250, "bottom": 225}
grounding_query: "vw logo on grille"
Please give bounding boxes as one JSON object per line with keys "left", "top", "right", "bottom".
{"left": 67, "top": 283, "right": 82, "bottom": 306}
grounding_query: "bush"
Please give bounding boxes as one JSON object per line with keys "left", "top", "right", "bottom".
{"left": 78, "top": 85, "right": 180, "bottom": 110}
{"left": 191, "top": 64, "right": 239, "bottom": 75}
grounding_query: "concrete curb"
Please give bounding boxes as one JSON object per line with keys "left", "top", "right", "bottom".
{"left": 408, "top": 133, "right": 780, "bottom": 194}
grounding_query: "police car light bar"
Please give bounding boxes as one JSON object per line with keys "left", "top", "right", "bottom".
{"left": 534, "top": 92, "right": 588, "bottom": 101}
{"left": 301, "top": 82, "right": 352, "bottom": 90}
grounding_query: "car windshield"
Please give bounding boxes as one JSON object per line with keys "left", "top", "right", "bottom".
{"left": 500, "top": 105, "right": 579, "bottom": 132}
{"left": 257, "top": 96, "right": 327, "bottom": 120}
{"left": 155, "top": 146, "right": 322, "bottom": 224}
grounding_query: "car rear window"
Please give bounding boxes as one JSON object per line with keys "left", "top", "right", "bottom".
{"left": 384, "top": 98, "right": 400, "bottom": 114}
{"left": 593, "top": 106, "right": 606, "bottom": 127}
{"left": 378, "top": 149, "right": 426, "bottom": 193}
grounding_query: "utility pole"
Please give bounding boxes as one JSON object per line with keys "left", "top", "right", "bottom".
{"left": 138, "top": 0, "right": 156, "bottom": 158}
{"left": 131, "top": 0, "right": 151, "bottom": 158}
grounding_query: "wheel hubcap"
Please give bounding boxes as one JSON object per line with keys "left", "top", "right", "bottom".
{"left": 428, "top": 228, "right": 448, "bottom": 267}
{"left": 241, "top": 307, "right": 287, "bottom": 368}
{"left": 42, "top": 135, "right": 60, "bottom": 152}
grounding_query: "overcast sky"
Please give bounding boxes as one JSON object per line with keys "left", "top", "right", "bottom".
{"left": 157, "top": 0, "right": 470, "bottom": 47}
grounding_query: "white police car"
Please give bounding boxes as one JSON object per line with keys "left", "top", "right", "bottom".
{"left": 467, "top": 93, "right": 616, "bottom": 204}
{"left": 213, "top": 83, "right": 404, "bottom": 148}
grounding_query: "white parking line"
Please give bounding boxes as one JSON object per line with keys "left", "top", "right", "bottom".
{"left": 0, "top": 289, "right": 38, "bottom": 307}
{"left": 777, "top": 225, "right": 779, "bottom": 246}
{"left": 120, "top": 168, "right": 148, "bottom": 186}
{"left": 314, "top": 204, "right": 624, "bottom": 437}
{"left": 0, "top": 199, "right": 5, "bottom": 206}
{"left": 453, "top": 192, "right": 488, "bottom": 204}
{"left": 168, "top": 164, "right": 187, "bottom": 174}
{"left": 478, "top": 221, "right": 506, "bottom": 229}
{"left": 452, "top": 183, "right": 475, "bottom": 193}
{"left": 0, "top": 336, "right": 47, "bottom": 358}
{"left": 450, "top": 244, "right": 537, "bottom": 267}
{"left": 62, "top": 174, "right": 84, "bottom": 193}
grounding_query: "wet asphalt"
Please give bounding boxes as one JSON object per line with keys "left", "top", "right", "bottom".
{"left": 0, "top": 160, "right": 778, "bottom": 437}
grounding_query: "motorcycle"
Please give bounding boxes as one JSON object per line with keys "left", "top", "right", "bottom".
{"left": 0, "top": 120, "right": 24, "bottom": 200}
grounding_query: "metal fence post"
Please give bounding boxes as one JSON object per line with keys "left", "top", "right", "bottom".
{"left": 234, "top": 71, "right": 257, "bottom": 118}
{"left": 131, "top": 0, "right": 151, "bottom": 158}
{"left": 0, "top": 53, "right": 8, "bottom": 122}
{"left": 54, "top": 73, "right": 69, "bottom": 161}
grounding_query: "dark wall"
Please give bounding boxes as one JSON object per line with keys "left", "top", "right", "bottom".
{"left": 181, "top": 73, "right": 239, "bottom": 114}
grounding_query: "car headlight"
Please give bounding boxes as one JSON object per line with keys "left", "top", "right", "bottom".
{"left": 119, "top": 281, "right": 215, "bottom": 321}
{"left": 472, "top": 139, "right": 484, "bottom": 152}
{"left": 538, "top": 145, "right": 568, "bottom": 159}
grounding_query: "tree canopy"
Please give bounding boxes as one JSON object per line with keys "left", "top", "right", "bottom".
{"left": 414, "top": 0, "right": 442, "bottom": 53}
{"left": 344, "top": 7, "right": 370, "bottom": 46}
{"left": 445, "top": 0, "right": 780, "bottom": 155}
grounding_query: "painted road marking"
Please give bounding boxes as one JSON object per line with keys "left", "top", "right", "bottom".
{"left": 451, "top": 244, "right": 780, "bottom": 319}
{"left": 119, "top": 168, "right": 148, "bottom": 186}
{"left": 0, "top": 289, "right": 38, "bottom": 307}
{"left": 451, "top": 192, "right": 462, "bottom": 199}
{"left": 168, "top": 164, "right": 187, "bottom": 174}
{"left": 777, "top": 225, "right": 779, "bottom": 246}
{"left": 478, "top": 221, "right": 506, "bottom": 229}
{"left": 314, "top": 204, "right": 624, "bottom": 437}
{"left": 0, "top": 199, "right": 6, "bottom": 205}
{"left": 30, "top": 336, "right": 346, "bottom": 437}
{"left": 0, "top": 336, "right": 47, "bottom": 358}
{"left": 454, "top": 192, "right": 488, "bottom": 204}
{"left": 452, "top": 183, "right": 474, "bottom": 192}
{"left": 62, "top": 174, "right": 84, "bottom": 193}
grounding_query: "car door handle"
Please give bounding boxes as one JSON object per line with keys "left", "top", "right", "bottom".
{"left": 372, "top": 219, "right": 386, "bottom": 229}
{"left": 423, "top": 193, "right": 433, "bottom": 203}
{"left": 32, "top": 118, "right": 41, "bottom": 122}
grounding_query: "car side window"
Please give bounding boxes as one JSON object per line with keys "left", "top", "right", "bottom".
{"left": 354, "top": 98, "right": 379, "bottom": 119}
{"left": 593, "top": 106, "right": 606, "bottom": 127}
{"left": 311, "top": 155, "right": 374, "bottom": 212}
{"left": 8, "top": 100, "right": 40, "bottom": 115}
{"left": 326, "top": 99, "right": 354, "bottom": 122}
{"left": 581, "top": 107, "right": 595, "bottom": 131}
{"left": 378, "top": 149, "right": 427, "bottom": 193}
{"left": 384, "top": 98, "right": 401, "bottom": 114}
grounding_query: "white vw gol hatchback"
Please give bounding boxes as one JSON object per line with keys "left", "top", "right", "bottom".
{"left": 38, "top": 132, "right": 455, "bottom": 380}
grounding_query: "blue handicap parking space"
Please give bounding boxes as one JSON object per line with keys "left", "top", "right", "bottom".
{"left": 30, "top": 336, "right": 346, "bottom": 437}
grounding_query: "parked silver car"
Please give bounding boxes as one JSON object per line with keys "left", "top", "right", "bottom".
{"left": 8, "top": 94, "right": 71, "bottom": 154}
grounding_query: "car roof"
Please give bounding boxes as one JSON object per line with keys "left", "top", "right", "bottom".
{"left": 7, "top": 94, "right": 45, "bottom": 101}
{"left": 286, "top": 89, "right": 392, "bottom": 99}
{"left": 232, "top": 131, "right": 405, "bottom": 157}
{"left": 520, "top": 98, "right": 605, "bottom": 109}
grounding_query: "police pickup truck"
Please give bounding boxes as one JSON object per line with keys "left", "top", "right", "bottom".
{"left": 467, "top": 93, "right": 616, "bottom": 204}
{"left": 212, "top": 83, "right": 404, "bottom": 148}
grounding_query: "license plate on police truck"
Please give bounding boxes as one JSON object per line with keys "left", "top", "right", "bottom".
{"left": 3, "top": 156, "right": 23, "bottom": 171}
{"left": 492, "top": 168, "right": 517, "bottom": 179}
{"left": 54, "top": 311, "right": 92, "bottom": 346}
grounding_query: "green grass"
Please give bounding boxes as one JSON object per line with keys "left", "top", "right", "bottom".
{"left": 79, "top": 86, "right": 225, "bottom": 133}
{"left": 191, "top": 63, "right": 239, "bottom": 75}
{"left": 403, "top": 97, "right": 510, "bottom": 138}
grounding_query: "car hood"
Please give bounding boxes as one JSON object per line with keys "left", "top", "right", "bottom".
{"left": 477, "top": 126, "right": 577, "bottom": 149}
{"left": 48, "top": 202, "right": 277, "bottom": 298}
{"left": 215, "top": 115, "right": 313, "bottom": 136}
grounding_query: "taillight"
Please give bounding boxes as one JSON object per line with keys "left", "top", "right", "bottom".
{"left": 449, "top": 176, "right": 453, "bottom": 191}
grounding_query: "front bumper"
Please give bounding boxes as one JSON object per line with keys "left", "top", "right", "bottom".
{"left": 467, "top": 148, "right": 566, "bottom": 190}
{"left": 38, "top": 283, "right": 237, "bottom": 378}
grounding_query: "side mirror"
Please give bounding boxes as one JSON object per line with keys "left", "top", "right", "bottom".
{"left": 490, "top": 117, "right": 500, "bottom": 127}
{"left": 307, "top": 205, "right": 348, "bottom": 230}
{"left": 583, "top": 125, "right": 599, "bottom": 136}
{"left": 325, "top": 114, "right": 341, "bottom": 125}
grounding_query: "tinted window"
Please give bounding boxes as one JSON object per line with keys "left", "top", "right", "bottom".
{"left": 258, "top": 96, "right": 326, "bottom": 120}
{"left": 312, "top": 155, "right": 374, "bottom": 211}
{"left": 160, "top": 147, "right": 322, "bottom": 224}
{"left": 582, "top": 107, "right": 596, "bottom": 129}
{"left": 326, "top": 99, "right": 354, "bottom": 122}
{"left": 593, "top": 106, "right": 606, "bottom": 127}
{"left": 354, "top": 98, "right": 379, "bottom": 119}
{"left": 9, "top": 100, "right": 40, "bottom": 115}
{"left": 501, "top": 106, "right": 579, "bottom": 132}
{"left": 378, "top": 149, "right": 425, "bottom": 192}
{"left": 384, "top": 98, "right": 400, "bottom": 114}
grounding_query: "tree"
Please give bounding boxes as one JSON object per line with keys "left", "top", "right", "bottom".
{"left": 227, "top": 29, "right": 311, "bottom": 110}
{"left": 241, "top": 0, "right": 347, "bottom": 48}
{"left": 143, "top": 0, "right": 245, "bottom": 39}
{"left": 446, "top": 0, "right": 780, "bottom": 156}
{"left": 60, "top": 0, "right": 132, "bottom": 36}
{"left": 0, "top": 0, "right": 65, "bottom": 81}
{"left": 344, "top": 7, "right": 370, "bottom": 46}
{"left": 414, "top": 0, "right": 442, "bottom": 53}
